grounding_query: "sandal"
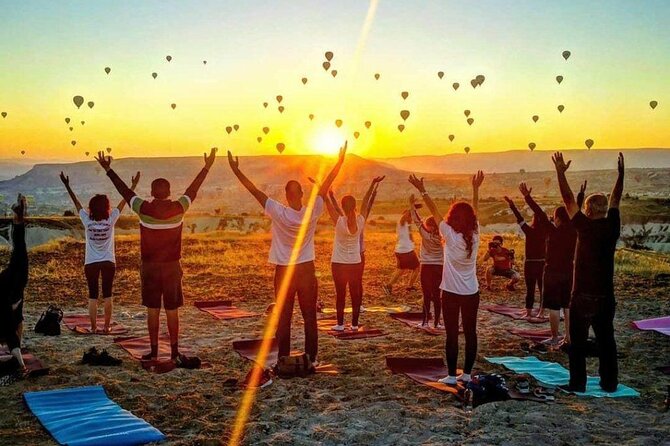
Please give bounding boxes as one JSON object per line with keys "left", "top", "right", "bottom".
{"left": 533, "top": 388, "right": 556, "bottom": 401}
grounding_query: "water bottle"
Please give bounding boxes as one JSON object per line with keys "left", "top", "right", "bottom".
{"left": 463, "top": 388, "right": 474, "bottom": 414}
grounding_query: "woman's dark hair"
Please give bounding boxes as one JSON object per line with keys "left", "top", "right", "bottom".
{"left": 423, "top": 216, "right": 440, "bottom": 238}
{"left": 89, "top": 194, "right": 111, "bottom": 221}
{"left": 341, "top": 195, "right": 356, "bottom": 214}
{"left": 446, "top": 201, "right": 478, "bottom": 258}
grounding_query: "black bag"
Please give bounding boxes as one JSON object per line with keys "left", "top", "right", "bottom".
{"left": 572, "top": 293, "right": 604, "bottom": 319}
{"left": 34, "top": 305, "right": 63, "bottom": 336}
{"left": 275, "top": 353, "right": 313, "bottom": 378}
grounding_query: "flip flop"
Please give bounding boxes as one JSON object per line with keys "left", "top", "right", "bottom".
{"left": 533, "top": 388, "right": 556, "bottom": 401}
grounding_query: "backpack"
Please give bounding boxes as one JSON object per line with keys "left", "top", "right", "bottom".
{"left": 34, "top": 305, "right": 63, "bottom": 336}
{"left": 275, "top": 353, "right": 314, "bottom": 378}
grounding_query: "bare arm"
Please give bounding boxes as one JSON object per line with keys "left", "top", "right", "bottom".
{"left": 577, "top": 180, "right": 587, "bottom": 210}
{"left": 94, "top": 152, "right": 136, "bottom": 204}
{"left": 408, "top": 174, "right": 442, "bottom": 223}
{"left": 184, "top": 148, "right": 216, "bottom": 202}
{"left": 318, "top": 141, "right": 347, "bottom": 197}
{"left": 552, "top": 152, "right": 579, "bottom": 218}
{"left": 328, "top": 189, "right": 343, "bottom": 216}
{"left": 608, "top": 153, "right": 624, "bottom": 209}
{"left": 366, "top": 184, "right": 379, "bottom": 219}
{"left": 472, "top": 170, "right": 484, "bottom": 213}
{"left": 59, "top": 172, "right": 83, "bottom": 212}
{"left": 324, "top": 194, "right": 340, "bottom": 224}
{"left": 519, "top": 182, "right": 550, "bottom": 228}
{"left": 504, "top": 196, "right": 524, "bottom": 224}
{"left": 117, "top": 172, "right": 141, "bottom": 212}
{"left": 361, "top": 176, "right": 384, "bottom": 219}
{"left": 228, "top": 151, "right": 268, "bottom": 208}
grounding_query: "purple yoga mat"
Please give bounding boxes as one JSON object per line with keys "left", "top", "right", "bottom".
{"left": 631, "top": 316, "right": 670, "bottom": 337}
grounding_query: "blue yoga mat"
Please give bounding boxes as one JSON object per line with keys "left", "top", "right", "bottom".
{"left": 486, "top": 356, "right": 639, "bottom": 398}
{"left": 24, "top": 386, "right": 166, "bottom": 446}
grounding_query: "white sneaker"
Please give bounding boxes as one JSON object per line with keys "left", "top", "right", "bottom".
{"left": 360, "top": 306, "right": 366, "bottom": 313}
{"left": 331, "top": 325, "right": 345, "bottom": 332}
{"left": 350, "top": 326, "right": 359, "bottom": 332}
{"left": 436, "top": 323, "right": 444, "bottom": 329}
{"left": 438, "top": 376, "right": 458, "bottom": 385}
{"left": 457, "top": 373, "right": 472, "bottom": 383}
{"left": 416, "top": 322, "right": 428, "bottom": 328}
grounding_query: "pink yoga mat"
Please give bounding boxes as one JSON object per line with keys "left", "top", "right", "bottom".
{"left": 316, "top": 318, "right": 386, "bottom": 340}
{"left": 481, "top": 304, "right": 549, "bottom": 324}
{"left": 194, "top": 300, "right": 259, "bottom": 320}
{"left": 114, "top": 334, "right": 210, "bottom": 374}
{"left": 62, "top": 314, "right": 128, "bottom": 335}
{"left": 389, "top": 312, "right": 443, "bottom": 336}
{"left": 232, "top": 338, "right": 337, "bottom": 374}
{"left": 0, "top": 347, "right": 49, "bottom": 377}
{"left": 631, "top": 316, "right": 670, "bottom": 336}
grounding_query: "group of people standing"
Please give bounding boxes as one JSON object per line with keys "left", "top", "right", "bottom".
{"left": 1, "top": 144, "right": 624, "bottom": 393}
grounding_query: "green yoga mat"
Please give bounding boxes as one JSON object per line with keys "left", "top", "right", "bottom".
{"left": 486, "top": 356, "right": 639, "bottom": 398}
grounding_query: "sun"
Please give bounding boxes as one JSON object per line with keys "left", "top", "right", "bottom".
{"left": 311, "top": 127, "right": 346, "bottom": 155}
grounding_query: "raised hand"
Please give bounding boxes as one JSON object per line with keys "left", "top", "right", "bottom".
{"left": 503, "top": 196, "right": 514, "bottom": 206}
{"left": 95, "top": 151, "right": 112, "bottom": 172}
{"left": 617, "top": 152, "right": 624, "bottom": 175}
{"left": 552, "top": 152, "right": 571, "bottom": 174}
{"left": 227, "top": 150, "right": 239, "bottom": 172}
{"left": 472, "top": 170, "right": 484, "bottom": 189}
{"left": 408, "top": 174, "right": 426, "bottom": 192}
{"left": 59, "top": 172, "right": 69, "bottom": 187}
{"left": 579, "top": 180, "right": 587, "bottom": 196}
{"left": 131, "top": 171, "right": 141, "bottom": 187}
{"left": 204, "top": 147, "right": 217, "bottom": 170}
{"left": 373, "top": 175, "right": 386, "bottom": 184}
{"left": 338, "top": 141, "right": 348, "bottom": 163}
{"left": 519, "top": 182, "right": 532, "bottom": 197}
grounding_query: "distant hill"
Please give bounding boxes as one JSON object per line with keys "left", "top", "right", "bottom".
{"left": 377, "top": 148, "right": 670, "bottom": 174}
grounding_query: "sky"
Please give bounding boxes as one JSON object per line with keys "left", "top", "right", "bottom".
{"left": 0, "top": 0, "right": 669, "bottom": 160}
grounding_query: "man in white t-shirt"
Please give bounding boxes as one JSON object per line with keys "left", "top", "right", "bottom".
{"left": 227, "top": 143, "right": 347, "bottom": 364}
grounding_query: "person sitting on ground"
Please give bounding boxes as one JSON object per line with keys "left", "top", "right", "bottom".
{"left": 383, "top": 210, "right": 420, "bottom": 296}
{"left": 0, "top": 194, "right": 29, "bottom": 371}
{"left": 409, "top": 171, "right": 484, "bottom": 385}
{"left": 325, "top": 177, "right": 383, "bottom": 332}
{"left": 409, "top": 193, "right": 444, "bottom": 328}
{"left": 482, "top": 235, "right": 520, "bottom": 291}
{"left": 553, "top": 151, "right": 624, "bottom": 393}
{"left": 504, "top": 183, "right": 549, "bottom": 318}
{"left": 228, "top": 143, "right": 346, "bottom": 365}
{"left": 60, "top": 171, "right": 140, "bottom": 333}
{"left": 95, "top": 149, "right": 216, "bottom": 364}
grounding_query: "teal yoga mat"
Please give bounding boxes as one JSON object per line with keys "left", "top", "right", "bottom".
{"left": 486, "top": 356, "right": 639, "bottom": 398}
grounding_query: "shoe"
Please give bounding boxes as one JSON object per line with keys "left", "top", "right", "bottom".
{"left": 558, "top": 384, "right": 586, "bottom": 393}
{"left": 435, "top": 323, "right": 444, "bottom": 329}
{"left": 541, "top": 337, "right": 561, "bottom": 346}
{"left": 457, "top": 373, "right": 472, "bottom": 383}
{"left": 416, "top": 322, "right": 428, "bottom": 328}
{"left": 438, "top": 376, "right": 458, "bottom": 385}
{"left": 382, "top": 284, "right": 392, "bottom": 296}
{"left": 174, "top": 354, "right": 201, "bottom": 369}
{"left": 82, "top": 347, "right": 99, "bottom": 364}
{"left": 360, "top": 305, "right": 366, "bottom": 313}
{"left": 331, "top": 325, "right": 345, "bottom": 332}
{"left": 516, "top": 378, "right": 530, "bottom": 394}
{"left": 94, "top": 350, "right": 122, "bottom": 366}
{"left": 350, "top": 326, "right": 359, "bottom": 332}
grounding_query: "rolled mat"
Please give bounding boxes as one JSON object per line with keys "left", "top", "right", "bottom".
{"left": 321, "top": 305, "right": 410, "bottom": 314}
{"left": 388, "top": 312, "right": 443, "bottom": 336}
{"left": 62, "top": 314, "right": 128, "bottom": 335}
{"left": 0, "top": 347, "right": 49, "bottom": 377}
{"left": 194, "top": 300, "right": 259, "bottom": 320}
{"left": 631, "top": 316, "right": 670, "bottom": 337}
{"left": 24, "top": 385, "right": 165, "bottom": 446}
{"left": 114, "top": 334, "right": 211, "bottom": 374}
{"left": 486, "top": 356, "right": 639, "bottom": 398}
{"left": 507, "top": 327, "right": 563, "bottom": 344}
{"left": 481, "top": 304, "right": 549, "bottom": 324}
{"left": 232, "top": 338, "right": 337, "bottom": 374}
{"left": 316, "top": 318, "right": 386, "bottom": 339}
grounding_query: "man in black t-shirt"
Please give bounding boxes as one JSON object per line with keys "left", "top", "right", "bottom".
{"left": 552, "top": 151, "right": 624, "bottom": 393}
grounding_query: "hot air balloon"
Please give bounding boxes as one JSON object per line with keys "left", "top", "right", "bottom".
{"left": 203, "top": 60, "right": 207, "bottom": 65}
{"left": 364, "top": 121, "right": 371, "bottom": 129}
{"left": 476, "top": 74, "right": 485, "bottom": 85}
{"left": 80, "top": 120, "right": 85, "bottom": 126}
{"left": 276, "top": 95, "right": 283, "bottom": 103}
{"left": 73, "top": 96, "right": 84, "bottom": 109}
{"left": 374, "top": 73, "right": 380, "bottom": 80}
{"left": 400, "top": 110, "right": 410, "bottom": 121}
{"left": 558, "top": 105, "right": 565, "bottom": 113}
{"left": 308, "top": 114, "right": 314, "bottom": 121}
{"left": 69, "top": 127, "right": 73, "bottom": 131}
{"left": 152, "top": 72, "right": 158, "bottom": 79}
{"left": 467, "top": 118, "right": 474, "bottom": 126}
{"left": 650, "top": 100, "right": 658, "bottom": 109}
{"left": 171, "top": 103, "right": 176, "bottom": 110}
{"left": 1, "top": 112, "right": 6, "bottom": 118}
{"left": 438, "top": 71, "right": 444, "bottom": 79}
{"left": 556, "top": 75, "right": 563, "bottom": 84}
{"left": 257, "top": 137, "right": 262, "bottom": 143}
{"left": 452, "top": 83, "right": 460, "bottom": 91}
{"left": 464, "top": 110, "right": 471, "bottom": 117}
{"left": 470, "top": 79, "right": 478, "bottom": 88}
{"left": 166, "top": 55, "right": 172, "bottom": 62}
{"left": 335, "top": 119, "right": 343, "bottom": 128}
{"left": 71, "top": 140, "right": 76, "bottom": 146}
{"left": 263, "top": 127, "right": 269, "bottom": 135}
{"left": 323, "top": 61, "right": 331, "bottom": 71}
{"left": 401, "top": 91, "right": 409, "bottom": 100}
{"left": 331, "top": 70, "right": 338, "bottom": 78}
{"left": 104, "top": 67, "right": 111, "bottom": 74}
{"left": 325, "top": 51, "right": 333, "bottom": 61}
{"left": 106, "top": 147, "right": 112, "bottom": 154}
{"left": 302, "top": 77, "right": 308, "bottom": 85}
{"left": 448, "top": 134, "right": 455, "bottom": 142}
{"left": 85, "top": 151, "right": 90, "bottom": 156}
{"left": 87, "top": 101, "right": 94, "bottom": 109}
{"left": 464, "top": 146, "right": 470, "bottom": 154}
{"left": 234, "top": 124, "right": 239, "bottom": 131}
{"left": 528, "top": 142, "right": 536, "bottom": 151}
{"left": 276, "top": 143, "right": 285, "bottom": 153}
{"left": 263, "top": 102, "right": 268, "bottom": 108}
{"left": 65, "top": 117, "right": 70, "bottom": 124}
{"left": 21, "top": 150, "right": 25, "bottom": 155}
{"left": 226, "top": 126, "right": 233, "bottom": 134}
{"left": 562, "top": 50, "right": 571, "bottom": 60}
{"left": 398, "top": 125, "right": 405, "bottom": 133}
{"left": 354, "top": 131, "right": 360, "bottom": 139}
{"left": 585, "top": 139, "right": 594, "bottom": 149}
{"left": 532, "top": 115, "right": 539, "bottom": 123}
{"left": 278, "top": 106, "right": 285, "bottom": 113}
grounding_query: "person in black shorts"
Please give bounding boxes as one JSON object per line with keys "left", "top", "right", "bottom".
{"left": 483, "top": 235, "right": 520, "bottom": 291}
{"left": 553, "top": 151, "right": 624, "bottom": 393}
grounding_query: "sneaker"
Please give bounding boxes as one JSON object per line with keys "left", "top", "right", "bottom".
{"left": 416, "top": 322, "right": 428, "bottom": 328}
{"left": 382, "top": 284, "right": 393, "bottom": 296}
{"left": 331, "top": 324, "right": 345, "bottom": 332}
{"left": 94, "top": 350, "right": 122, "bottom": 366}
{"left": 435, "top": 323, "right": 444, "bottom": 329}
{"left": 438, "top": 376, "right": 458, "bottom": 385}
{"left": 174, "top": 354, "right": 201, "bottom": 369}
{"left": 558, "top": 383, "right": 586, "bottom": 393}
{"left": 541, "top": 337, "right": 561, "bottom": 346}
{"left": 360, "top": 305, "right": 366, "bottom": 313}
{"left": 82, "top": 347, "right": 99, "bottom": 364}
{"left": 457, "top": 373, "right": 472, "bottom": 383}
{"left": 350, "top": 326, "right": 359, "bottom": 332}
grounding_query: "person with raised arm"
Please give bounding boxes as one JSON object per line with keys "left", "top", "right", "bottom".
{"left": 324, "top": 176, "right": 383, "bottom": 331}
{"left": 383, "top": 209, "right": 420, "bottom": 296}
{"left": 95, "top": 149, "right": 216, "bottom": 365}
{"left": 228, "top": 143, "right": 347, "bottom": 365}
{"left": 409, "top": 171, "right": 484, "bottom": 385}
{"left": 552, "top": 151, "right": 624, "bottom": 393}
{"left": 409, "top": 193, "right": 444, "bottom": 328}
{"left": 60, "top": 171, "right": 140, "bottom": 333}
{"left": 0, "top": 195, "right": 29, "bottom": 372}
{"left": 504, "top": 183, "right": 549, "bottom": 318}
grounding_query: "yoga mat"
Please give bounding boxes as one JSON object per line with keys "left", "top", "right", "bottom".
{"left": 486, "top": 356, "right": 639, "bottom": 398}
{"left": 389, "top": 312, "right": 443, "bottom": 336}
{"left": 63, "top": 314, "right": 128, "bottom": 335}
{"left": 316, "top": 318, "right": 386, "bottom": 339}
{"left": 24, "top": 385, "right": 165, "bottom": 446}
{"left": 321, "top": 305, "right": 411, "bottom": 315}
{"left": 232, "top": 338, "right": 337, "bottom": 374}
{"left": 194, "top": 300, "right": 259, "bottom": 320}
{"left": 114, "top": 334, "right": 210, "bottom": 374}
{"left": 508, "top": 327, "right": 563, "bottom": 344}
{"left": 0, "top": 347, "right": 49, "bottom": 377}
{"left": 386, "top": 357, "right": 462, "bottom": 397}
{"left": 631, "top": 316, "right": 670, "bottom": 337}
{"left": 481, "top": 304, "right": 549, "bottom": 324}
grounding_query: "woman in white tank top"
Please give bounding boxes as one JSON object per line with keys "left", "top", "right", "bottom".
{"left": 382, "top": 210, "right": 420, "bottom": 296}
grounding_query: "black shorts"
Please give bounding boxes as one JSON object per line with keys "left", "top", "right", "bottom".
{"left": 542, "top": 270, "right": 572, "bottom": 310}
{"left": 141, "top": 261, "right": 184, "bottom": 310}
{"left": 493, "top": 268, "right": 517, "bottom": 279}
{"left": 395, "top": 251, "right": 420, "bottom": 270}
